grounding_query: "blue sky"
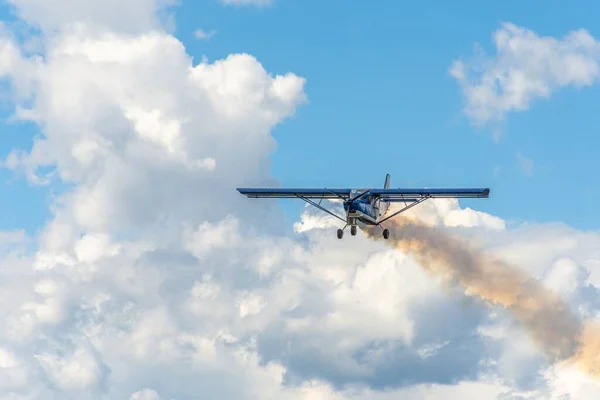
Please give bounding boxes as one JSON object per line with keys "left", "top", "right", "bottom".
{"left": 2, "top": 0, "right": 600, "bottom": 233}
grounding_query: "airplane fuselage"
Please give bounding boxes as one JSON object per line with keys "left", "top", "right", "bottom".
{"left": 342, "top": 194, "right": 389, "bottom": 226}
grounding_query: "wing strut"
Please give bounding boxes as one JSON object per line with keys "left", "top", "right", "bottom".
{"left": 378, "top": 195, "right": 431, "bottom": 224}
{"left": 295, "top": 195, "right": 347, "bottom": 223}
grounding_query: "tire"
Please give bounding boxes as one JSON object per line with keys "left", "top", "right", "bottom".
{"left": 383, "top": 229, "right": 389, "bottom": 239}
{"left": 337, "top": 229, "right": 344, "bottom": 239}
{"left": 351, "top": 225, "right": 357, "bottom": 236}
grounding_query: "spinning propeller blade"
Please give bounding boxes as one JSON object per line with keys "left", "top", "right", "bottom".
{"left": 348, "top": 189, "right": 371, "bottom": 202}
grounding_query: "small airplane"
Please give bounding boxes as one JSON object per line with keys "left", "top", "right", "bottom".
{"left": 237, "top": 174, "right": 489, "bottom": 239}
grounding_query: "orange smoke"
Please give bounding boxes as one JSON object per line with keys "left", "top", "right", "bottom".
{"left": 362, "top": 217, "right": 600, "bottom": 379}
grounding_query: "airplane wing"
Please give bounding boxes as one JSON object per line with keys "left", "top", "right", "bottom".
{"left": 237, "top": 187, "right": 489, "bottom": 200}
{"left": 370, "top": 188, "right": 490, "bottom": 200}
{"left": 237, "top": 188, "right": 353, "bottom": 199}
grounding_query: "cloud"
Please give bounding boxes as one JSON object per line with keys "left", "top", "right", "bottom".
{"left": 194, "top": 28, "right": 217, "bottom": 40}
{"left": 451, "top": 22, "right": 600, "bottom": 126}
{"left": 5, "top": 0, "right": 177, "bottom": 33}
{"left": 2, "top": 27, "right": 306, "bottom": 237}
{"left": 131, "top": 389, "right": 163, "bottom": 400}
{"left": 0, "top": 4, "right": 599, "bottom": 400}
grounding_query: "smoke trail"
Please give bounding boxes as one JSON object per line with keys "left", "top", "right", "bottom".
{"left": 362, "top": 218, "right": 600, "bottom": 378}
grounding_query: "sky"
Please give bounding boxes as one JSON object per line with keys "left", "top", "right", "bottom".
{"left": 3, "top": 0, "right": 600, "bottom": 234}
{"left": 1, "top": 0, "right": 600, "bottom": 399}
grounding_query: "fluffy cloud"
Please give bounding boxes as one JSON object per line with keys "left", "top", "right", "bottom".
{"left": 6, "top": 0, "right": 176, "bottom": 33}
{"left": 3, "top": 26, "right": 305, "bottom": 239}
{"left": 451, "top": 22, "right": 600, "bottom": 126}
{"left": 194, "top": 28, "right": 217, "bottom": 40}
{"left": 0, "top": 5, "right": 599, "bottom": 399}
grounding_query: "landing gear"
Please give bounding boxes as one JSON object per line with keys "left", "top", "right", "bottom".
{"left": 337, "top": 224, "right": 357, "bottom": 239}
{"left": 382, "top": 229, "right": 389, "bottom": 239}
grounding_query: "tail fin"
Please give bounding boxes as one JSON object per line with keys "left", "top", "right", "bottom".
{"left": 383, "top": 173, "right": 390, "bottom": 189}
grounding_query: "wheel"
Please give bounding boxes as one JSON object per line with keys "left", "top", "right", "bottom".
{"left": 337, "top": 229, "right": 344, "bottom": 239}
{"left": 383, "top": 229, "right": 389, "bottom": 239}
{"left": 351, "top": 225, "right": 357, "bottom": 236}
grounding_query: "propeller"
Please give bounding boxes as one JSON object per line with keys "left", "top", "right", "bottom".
{"left": 343, "top": 189, "right": 372, "bottom": 214}
{"left": 325, "top": 188, "right": 371, "bottom": 203}
{"left": 348, "top": 189, "right": 371, "bottom": 202}
{"left": 326, "top": 188, "right": 372, "bottom": 214}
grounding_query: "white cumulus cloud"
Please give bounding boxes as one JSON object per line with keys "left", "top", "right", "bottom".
{"left": 6, "top": 0, "right": 176, "bottom": 33}
{"left": 451, "top": 22, "right": 600, "bottom": 126}
{"left": 194, "top": 28, "right": 217, "bottom": 40}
